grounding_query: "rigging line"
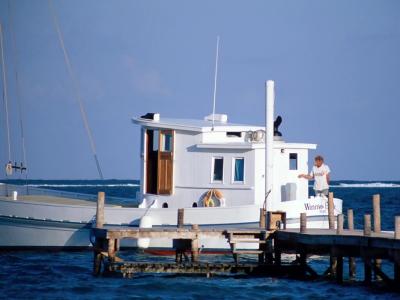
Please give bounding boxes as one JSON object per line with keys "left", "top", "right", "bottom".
{"left": 47, "top": 0, "right": 104, "bottom": 179}
{"left": 0, "top": 22, "right": 12, "bottom": 163}
{"left": 8, "top": 0, "right": 28, "bottom": 172}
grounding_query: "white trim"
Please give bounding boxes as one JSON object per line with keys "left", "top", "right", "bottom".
{"left": 196, "top": 142, "right": 317, "bottom": 150}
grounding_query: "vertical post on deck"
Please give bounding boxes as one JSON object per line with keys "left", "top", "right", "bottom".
{"left": 93, "top": 191, "right": 105, "bottom": 276}
{"left": 395, "top": 216, "right": 400, "bottom": 239}
{"left": 336, "top": 214, "right": 344, "bottom": 235}
{"left": 328, "top": 193, "right": 336, "bottom": 279}
{"left": 96, "top": 191, "right": 105, "bottom": 228}
{"left": 177, "top": 208, "right": 184, "bottom": 228}
{"left": 191, "top": 224, "right": 199, "bottom": 263}
{"left": 328, "top": 192, "right": 335, "bottom": 230}
{"left": 364, "top": 214, "right": 371, "bottom": 236}
{"left": 347, "top": 209, "right": 354, "bottom": 231}
{"left": 259, "top": 208, "right": 266, "bottom": 228}
{"left": 107, "top": 238, "right": 115, "bottom": 262}
{"left": 372, "top": 194, "right": 382, "bottom": 281}
{"left": 373, "top": 194, "right": 381, "bottom": 233}
{"left": 347, "top": 209, "right": 356, "bottom": 279}
{"left": 300, "top": 213, "right": 307, "bottom": 233}
{"left": 364, "top": 214, "right": 372, "bottom": 284}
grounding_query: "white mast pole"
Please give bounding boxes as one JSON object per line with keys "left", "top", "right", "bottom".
{"left": 211, "top": 36, "right": 220, "bottom": 131}
{"left": 265, "top": 80, "right": 275, "bottom": 211}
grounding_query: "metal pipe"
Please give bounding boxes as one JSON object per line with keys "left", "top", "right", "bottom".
{"left": 265, "top": 80, "right": 275, "bottom": 211}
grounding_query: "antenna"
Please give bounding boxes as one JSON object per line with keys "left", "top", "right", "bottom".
{"left": 211, "top": 36, "right": 220, "bottom": 131}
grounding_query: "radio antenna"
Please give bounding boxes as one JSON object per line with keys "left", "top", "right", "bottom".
{"left": 211, "top": 36, "right": 220, "bottom": 131}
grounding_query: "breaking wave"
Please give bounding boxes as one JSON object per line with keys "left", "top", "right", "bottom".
{"left": 27, "top": 183, "right": 140, "bottom": 188}
{"left": 333, "top": 182, "right": 400, "bottom": 188}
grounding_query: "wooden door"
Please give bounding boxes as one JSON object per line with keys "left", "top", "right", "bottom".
{"left": 157, "top": 130, "right": 174, "bottom": 195}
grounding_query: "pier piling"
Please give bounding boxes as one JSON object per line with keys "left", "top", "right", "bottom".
{"left": 336, "top": 214, "right": 344, "bottom": 235}
{"left": 347, "top": 209, "right": 356, "bottom": 279}
{"left": 96, "top": 192, "right": 105, "bottom": 228}
{"left": 177, "top": 208, "right": 184, "bottom": 228}
{"left": 93, "top": 191, "right": 105, "bottom": 276}
{"left": 395, "top": 216, "right": 400, "bottom": 239}
{"left": 328, "top": 192, "right": 335, "bottom": 230}
{"left": 364, "top": 214, "right": 371, "bottom": 237}
{"left": 300, "top": 213, "right": 307, "bottom": 233}
{"left": 372, "top": 194, "right": 382, "bottom": 280}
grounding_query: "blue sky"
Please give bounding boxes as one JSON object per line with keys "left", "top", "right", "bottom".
{"left": 0, "top": 0, "right": 399, "bottom": 180}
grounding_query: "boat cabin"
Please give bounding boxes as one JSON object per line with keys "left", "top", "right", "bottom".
{"left": 133, "top": 113, "right": 316, "bottom": 210}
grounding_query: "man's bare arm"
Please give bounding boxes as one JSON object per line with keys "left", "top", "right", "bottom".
{"left": 298, "top": 174, "right": 313, "bottom": 180}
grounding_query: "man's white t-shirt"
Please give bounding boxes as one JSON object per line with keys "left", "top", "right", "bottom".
{"left": 310, "top": 164, "right": 331, "bottom": 191}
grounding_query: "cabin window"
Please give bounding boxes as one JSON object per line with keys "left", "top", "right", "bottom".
{"left": 212, "top": 157, "right": 224, "bottom": 182}
{"left": 289, "top": 153, "right": 298, "bottom": 170}
{"left": 226, "top": 132, "right": 242, "bottom": 138}
{"left": 153, "top": 130, "right": 159, "bottom": 151}
{"left": 233, "top": 158, "right": 245, "bottom": 182}
{"left": 161, "top": 132, "right": 173, "bottom": 152}
{"left": 162, "top": 202, "right": 168, "bottom": 208}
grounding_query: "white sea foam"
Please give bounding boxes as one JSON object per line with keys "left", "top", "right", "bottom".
{"left": 27, "top": 183, "right": 140, "bottom": 188}
{"left": 334, "top": 182, "right": 400, "bottom": 188}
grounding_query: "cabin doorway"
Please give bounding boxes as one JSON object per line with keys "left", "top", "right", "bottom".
{"left": 145, "top": 129, "right": 174, "bottom": 195}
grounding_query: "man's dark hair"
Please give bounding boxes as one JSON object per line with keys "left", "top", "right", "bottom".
{"left": 315, "top": 155, "right": 324, "bottom": 162}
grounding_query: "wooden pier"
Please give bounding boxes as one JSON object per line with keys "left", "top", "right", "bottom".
{"left": 92, "top": 192, "right": 400, "bottom": 290}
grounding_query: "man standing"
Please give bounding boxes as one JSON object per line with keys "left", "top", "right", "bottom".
{"left": 298, "top": 155, "right": 331, "bottom": 197}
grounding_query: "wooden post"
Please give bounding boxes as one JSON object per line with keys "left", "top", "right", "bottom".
{"left": 336, "top": 256, "right": 343, "bottom": 283}
{"left": 327, "top": 193, "right": 335, "bottom": 279}
{"left": 177, "top": 208, "right": 184, "bottom": 228}
{"left": 300, "top": 213, "right": 307, "bottom": 233}
{"left": 299, "top": 250, "right": 307, "bottom": 277}
{"left": 373, "top": 194, "right": 381, "bottom": 233}
{"left": 364, "top": 257, "right": 372, "bottom": 284}
{"left": 96, "top": 192, "right": 105, "bottom": 228}
{"left": 274, "top": 240, "right": 281, "bottom": 266}
{"left": 347, "top": 209, "right": 356, "bottom": 279}
{"left": 107, "top": 238, "right": 115, "bottom": 262}
{"left": 349, "top": 257, "right": 356, "bottom": 280}
{"left": 93, "top": 237, "right": 104, "bottom": 276}
{"left": 347, "top": 209, "right": 354, "bottom": 230}
{"left": 336, "top": 214, "right": 344, "bottom": 235}
{"left": 191, "top": 224, "right": 199, "bottom": 263}
{"left": 364, "top": 214, "right": 371, "bottom": 236}
{"left": 328, "top": 192, "right": 335, "bottom": 230}
{"left": 395, "top": 216, "right": 400, "bottom": 239}
{"left": 259, "top": 208, "right": 266, "bottom": 228}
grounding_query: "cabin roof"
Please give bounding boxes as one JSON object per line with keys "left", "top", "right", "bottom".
{"left": 132, "top": 117, "right": 263, "bottom": 132}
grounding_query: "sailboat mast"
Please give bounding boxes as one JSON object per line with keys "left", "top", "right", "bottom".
{"left": 0, "top": 22, "right": 12, "bottom": 164}
{"left": 48, "top": 0, "right": 104, "bottom": 179}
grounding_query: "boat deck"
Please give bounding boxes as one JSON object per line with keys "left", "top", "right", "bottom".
{"left": 0, "top": 195, "right": 122, "bottom": 207}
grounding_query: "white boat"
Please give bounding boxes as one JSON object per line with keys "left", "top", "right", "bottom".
{"left": 0, "top": 81, "right": 342, "bottom": 250}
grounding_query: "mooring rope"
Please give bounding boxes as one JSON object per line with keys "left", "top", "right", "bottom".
{"left": 0, "top": 22, "right": 12, "bottom": 163}
{"left": 47, "top": 0, "right": 104, "bottom": 179}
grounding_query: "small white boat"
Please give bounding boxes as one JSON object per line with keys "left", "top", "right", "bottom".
{"left": 0, "top": 81, "right": 342, "bottom": 250}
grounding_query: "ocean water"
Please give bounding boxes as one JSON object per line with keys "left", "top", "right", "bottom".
{"left": 0, "top": 179, "right": 399, "bottom": 299}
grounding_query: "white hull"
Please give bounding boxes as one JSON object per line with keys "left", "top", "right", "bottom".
{"left": 0, "top": 185, "right": 342, "bottom": 250}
